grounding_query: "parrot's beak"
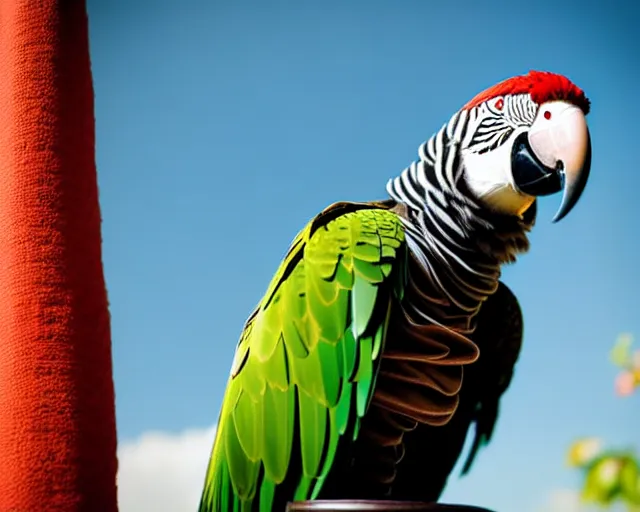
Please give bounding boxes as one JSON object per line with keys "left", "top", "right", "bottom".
{"left": 510, "top": 102, "right": 591, "bottom": 222}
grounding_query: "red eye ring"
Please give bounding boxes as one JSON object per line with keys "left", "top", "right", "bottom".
{"left": 495, "top": 98, "right": 504, "bottom": 110}
{"left": 543, "top": 110, "right": 552, "bottom": 120}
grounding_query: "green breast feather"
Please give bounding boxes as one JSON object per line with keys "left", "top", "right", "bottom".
{"left": 199, "top": 203, "right": 407, "bottom": 512}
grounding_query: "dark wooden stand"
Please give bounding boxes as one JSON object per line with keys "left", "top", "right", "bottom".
{"left": 287, "top": 501, "right": 495, "bottom": 511}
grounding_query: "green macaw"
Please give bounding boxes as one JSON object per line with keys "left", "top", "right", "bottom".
{"left": 198, "top": 70, "right": 593, "bottom": 511}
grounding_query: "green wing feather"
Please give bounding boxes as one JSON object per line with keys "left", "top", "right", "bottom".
{"left": 199, "top": 202, "right": 407, "bottom": 512}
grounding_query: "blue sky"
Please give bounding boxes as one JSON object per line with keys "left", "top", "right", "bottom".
{"left": 87, "top": 1, "right": 639, "bottom": 510}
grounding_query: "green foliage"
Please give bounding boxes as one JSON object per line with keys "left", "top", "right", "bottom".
{"left": 566, "top": 334, "right": 640, "bottom": 511}
{"left": 610, "top": 334, "right": 640, "bottom": 397}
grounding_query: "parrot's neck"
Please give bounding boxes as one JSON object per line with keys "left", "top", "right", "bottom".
{"left": 386, "top": 127, "right": 536, "bottom": 313}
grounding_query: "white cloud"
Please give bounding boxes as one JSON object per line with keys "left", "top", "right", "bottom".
{"left": 117, "top": 425, "right": 217, "bottom": 512}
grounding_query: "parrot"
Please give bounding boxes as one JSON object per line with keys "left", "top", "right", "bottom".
{"left": 198, "top": 70, "right": 592, "bottom": 512}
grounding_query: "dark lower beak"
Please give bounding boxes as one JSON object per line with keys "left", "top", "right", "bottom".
{"left": 511, "top": 131, "right": 592, "bottom": 222}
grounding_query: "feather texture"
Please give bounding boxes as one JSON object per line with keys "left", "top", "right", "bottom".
{"left": 199, "top": 202, "right": 407, "bottom": 512}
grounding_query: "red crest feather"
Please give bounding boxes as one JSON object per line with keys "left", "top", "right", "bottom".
{"left": 463, "top": 70, "right": 590, "bottom": 114}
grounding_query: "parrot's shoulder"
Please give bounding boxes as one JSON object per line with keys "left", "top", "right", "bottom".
{"left": 230, "top": 200, "right": 406, "bottom": 380}
{"left": 260, "top": 200, "right": 405, "bottom": 310}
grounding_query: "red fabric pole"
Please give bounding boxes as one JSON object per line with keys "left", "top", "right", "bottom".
{"left": 0, "top": 1, "right": 118, "bottom": 510}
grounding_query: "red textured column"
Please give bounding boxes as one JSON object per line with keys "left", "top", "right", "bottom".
{"left": 0, "top": 1, "right": 118, "bottom": 510}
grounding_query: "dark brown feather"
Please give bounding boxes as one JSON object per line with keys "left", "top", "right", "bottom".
{"left": 388, "top": 281, "right": 524, "bottom": 501}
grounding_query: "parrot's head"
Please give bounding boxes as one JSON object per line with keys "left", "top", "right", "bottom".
{"left": 460, "top": 70, "right": 591, "bottom": 222}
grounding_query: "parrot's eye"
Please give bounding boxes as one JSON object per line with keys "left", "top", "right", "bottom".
{"left": 494, "top": 98, "right": 504, "bottom": 110}
{"left": 543, "top": 110, "right": 552, "bottom": 120}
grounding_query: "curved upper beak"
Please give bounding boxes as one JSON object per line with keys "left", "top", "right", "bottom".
{"left": 511, "top": 102, "right": 592, "bottom": 222}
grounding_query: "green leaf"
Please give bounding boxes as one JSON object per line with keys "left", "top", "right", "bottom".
{"left": 582, "top": 455, "right": 624, "bottom": 505}
{"left": 611, "top": 333, "right": 634, "bottom": 368}
{"left": 620, "top": 456, "right": 640, "bottom": 505}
